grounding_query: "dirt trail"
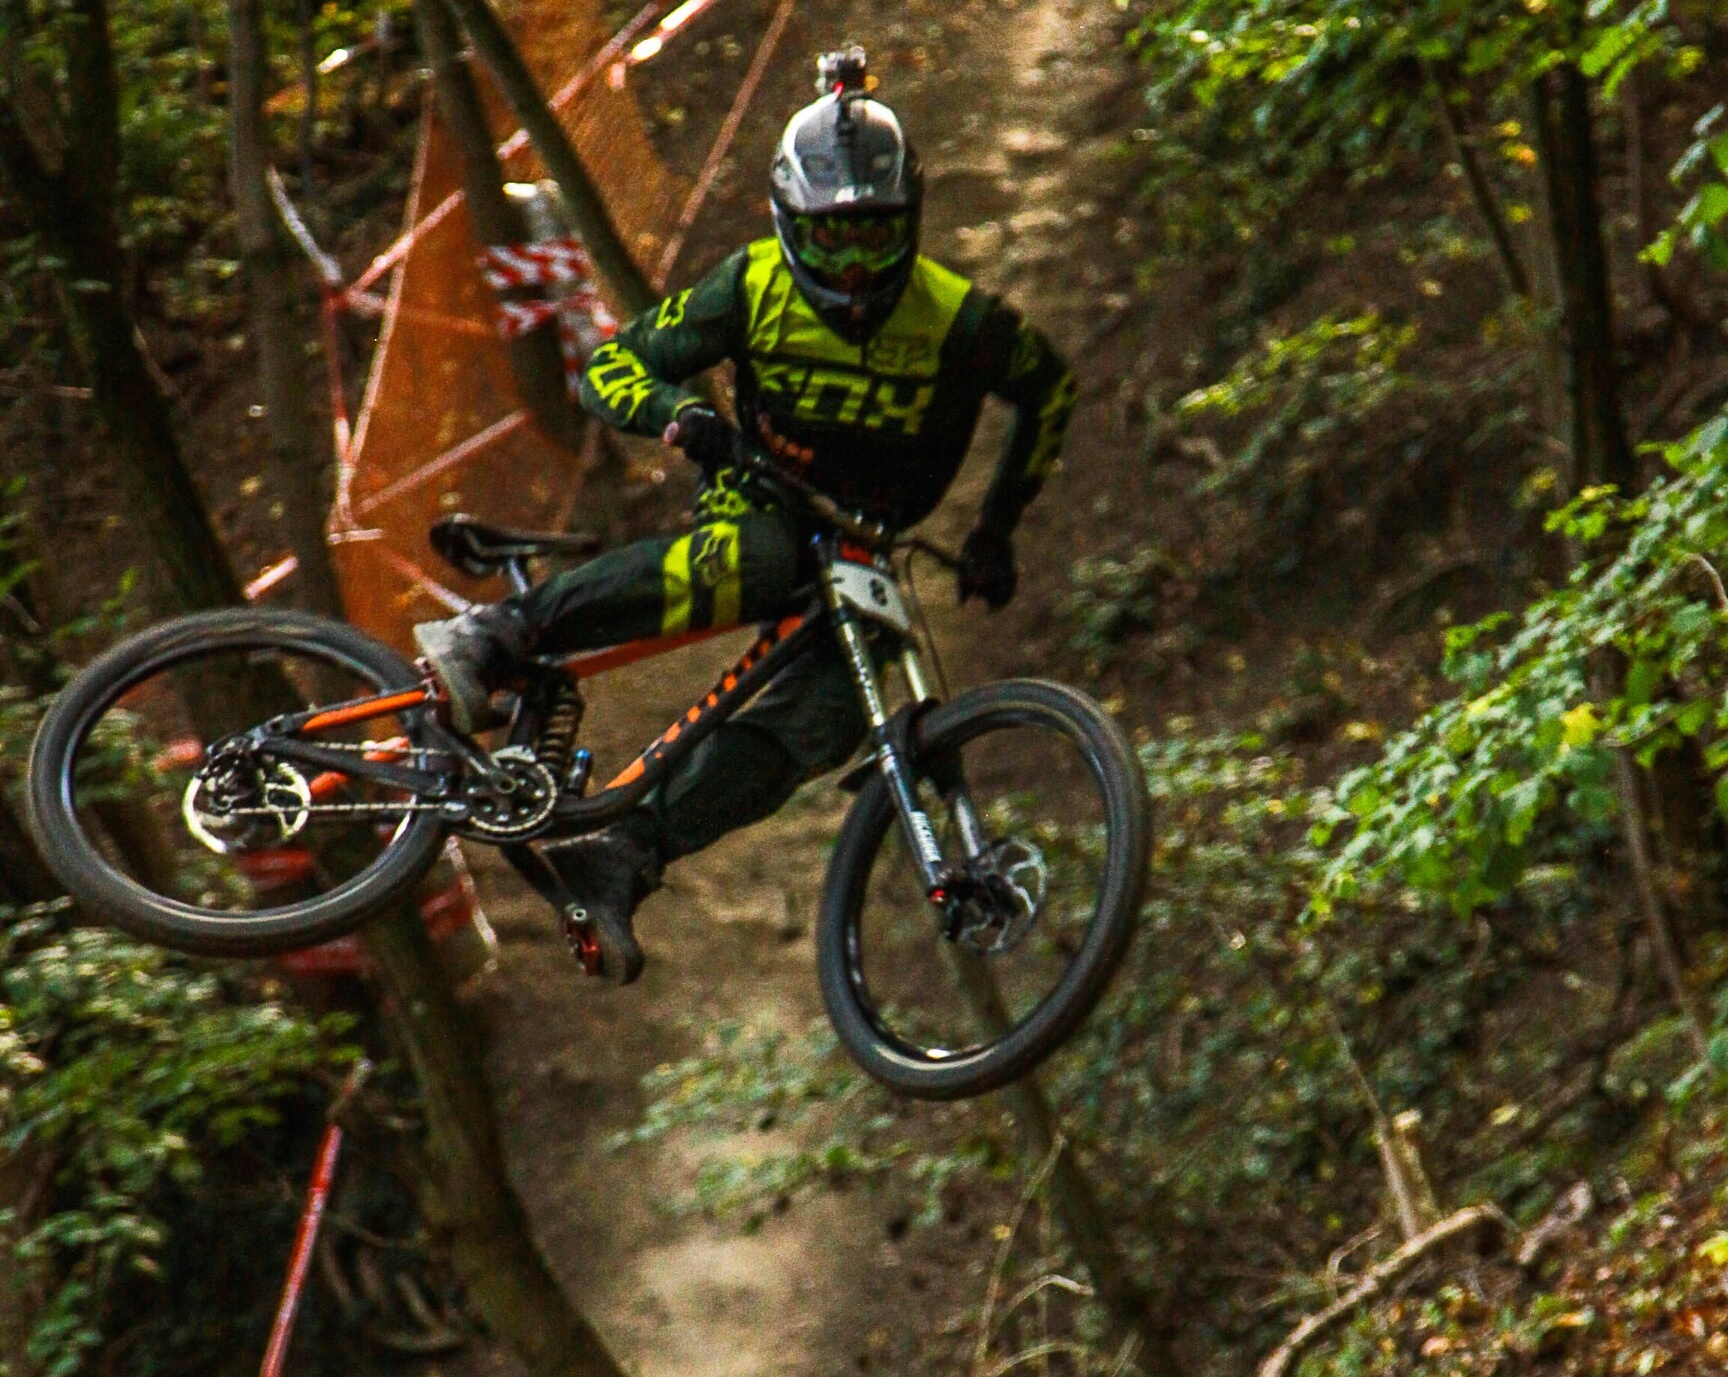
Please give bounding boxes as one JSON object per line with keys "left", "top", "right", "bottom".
{"left": 444, "top": 3, "right": 1133, "bottom": 1373}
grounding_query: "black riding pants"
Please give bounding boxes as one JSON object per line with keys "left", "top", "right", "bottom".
{"left": 511, "top": 486, "right": 869, "bottom": 860}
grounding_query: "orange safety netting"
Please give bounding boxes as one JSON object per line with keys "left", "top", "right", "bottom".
{"left": 317, "top": 0, "right": 795, "bottom": 658}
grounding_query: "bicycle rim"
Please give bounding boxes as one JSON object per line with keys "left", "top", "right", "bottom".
{"left": 844, "top": 711, "right": 1123, "bottom": 1069}
{"left": 32, "top": 612, "right": 445, "bottom": 950}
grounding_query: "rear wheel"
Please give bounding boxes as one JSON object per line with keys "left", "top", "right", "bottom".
{"left": 27, "top": 609, "right": 447, "bottom": 956}
{"left": 817, "top": 680, "right": 1150, "bottom": 1100}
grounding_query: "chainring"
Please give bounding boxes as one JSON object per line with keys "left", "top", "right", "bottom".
{"left": 456, "top": 746, "right": 558, "bottom": 841}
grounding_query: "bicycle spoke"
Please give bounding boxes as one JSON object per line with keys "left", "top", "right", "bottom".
{"left": 66, "top": 642, "right": 440, "bottom": 916}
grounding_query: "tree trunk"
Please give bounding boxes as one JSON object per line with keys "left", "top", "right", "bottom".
{"left": 361, "top": 901, "right": 630, "bottom": 1377}
{"left": 1621, "top": 66, "right": 1702, "bottom": 330}
{"left": 1531, "top": 57, "right": 1636, "bottom": 494}
{"left": 227, "top": 0, "right": 344, "bottom": 618}
{"left": 412, "top": 0, "right": 587, "bottom": 452}
{"left": 0, "top": 0, "right": 241, "bottom": 617}
{"left": 947, "top": 949, "right": 1186, "bottom": 1377}
{"left": 1533, "top": 41, "right": 1708, "bottom": 1054}
{"left": 297, "top": 0, "right": 318, "bottom": 198}
{"left": 435, "top": 0, "right": 656, "bottom": 318}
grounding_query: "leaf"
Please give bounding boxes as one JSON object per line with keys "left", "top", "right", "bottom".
{"left": 1561, "top": 702, "right": 1603, "bottom": 748}
{"left": 1695, "top": 1233, "right": 1728, "bottom": 1267}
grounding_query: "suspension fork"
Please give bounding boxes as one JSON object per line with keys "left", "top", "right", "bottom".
{"left": 831, "top": 610, "right": 953, "bottom": 899}
{"left": 899, "top": 645, "right": 990, "bottom": 865}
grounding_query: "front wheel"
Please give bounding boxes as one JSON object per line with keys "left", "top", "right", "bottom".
{"left": 27, "top": 608, "right": 447, "bottom": 957}
{"left": 817, "top": 680, "right": 1150, "bottom": 1100}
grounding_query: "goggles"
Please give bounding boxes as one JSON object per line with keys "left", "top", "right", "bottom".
{"left": 790, "top": 211, "right": 912, "bottom": 291}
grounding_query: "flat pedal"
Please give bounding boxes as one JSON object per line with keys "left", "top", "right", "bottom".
{"left": 561, "top": 906, "right": 604, "bottom": 977}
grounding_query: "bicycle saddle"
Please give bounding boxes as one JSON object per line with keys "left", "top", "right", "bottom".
{"left": 429, "top": 514, "right": 602, "bottom": 579}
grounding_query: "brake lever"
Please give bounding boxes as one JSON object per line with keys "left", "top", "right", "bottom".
{"left": 730, "top": 437, "right": 894, "bottom": 552}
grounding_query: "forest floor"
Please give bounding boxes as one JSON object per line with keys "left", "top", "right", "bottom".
{"left": 420, "top": 1, "right": 1146, "bottom": 1374}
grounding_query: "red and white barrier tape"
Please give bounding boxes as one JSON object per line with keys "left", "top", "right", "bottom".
{"left": 478, "top": 238, "right": 618, "bottom": 392}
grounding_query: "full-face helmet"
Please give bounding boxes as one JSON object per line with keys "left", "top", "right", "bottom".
{"left": 770, "top": 48, "right": 923, "bottom": 344}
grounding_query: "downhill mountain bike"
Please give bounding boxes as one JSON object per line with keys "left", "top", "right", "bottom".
{"left": 27, "top": 447, "right": 1149, "bottom": 1100}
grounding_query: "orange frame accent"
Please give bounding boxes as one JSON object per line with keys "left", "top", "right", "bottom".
{"left": 561, "top": 625, "right": 730, "bottom": 677}
{"left": 301, "top": 689, "right": 432, "bottom": 735}
{"left": 601, "top": 614, "right": 812, "bottom": 790}
{"left": 307, "top": 737, "right": 411, "bottom": 800}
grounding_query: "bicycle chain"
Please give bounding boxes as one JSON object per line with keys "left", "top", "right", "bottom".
{"left": 217, "top": 799, "right": 445, "bottom": 818}
{"left": 200, "top": 739, "right": 457, "bottom": 820}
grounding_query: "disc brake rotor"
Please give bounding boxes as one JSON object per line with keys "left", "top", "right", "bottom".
{"left": 183, "top": 760, "right": 313, "bottom": 855}
{"left": 957, "top": 837, "right": 1048, "bottom": 955}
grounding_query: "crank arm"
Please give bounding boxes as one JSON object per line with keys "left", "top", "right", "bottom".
{"left": 263, "top": 739, "right": 452, "bottom": 797}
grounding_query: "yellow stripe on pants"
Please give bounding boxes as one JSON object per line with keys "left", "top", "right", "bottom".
{"left": 710, "top": 523, "right": 741, "bottom": 628}
{"left": 661, "top": 535, "right": 692, "bottom": 634}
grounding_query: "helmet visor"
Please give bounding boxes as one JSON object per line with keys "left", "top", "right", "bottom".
{"left": 789, "top": 211, "right": 913, "bottom": 294}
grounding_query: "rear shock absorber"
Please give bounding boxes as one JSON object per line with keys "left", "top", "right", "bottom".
{"left": 534, "top": 681, "right": 587, "bottom": 793}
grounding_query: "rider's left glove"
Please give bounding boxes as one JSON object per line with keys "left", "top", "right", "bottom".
{"left": 957, "top": 524, "right": 1017, "bottom": 610}
{"left": 663, "top": 403, "right": 739, "bottom": 476}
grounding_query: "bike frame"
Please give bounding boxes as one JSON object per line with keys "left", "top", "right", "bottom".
{"left": 259, "top": 606, "right": 825, "bottom": 829}
{"left": 250, "top": 538, "right": 973, "bottom": 903}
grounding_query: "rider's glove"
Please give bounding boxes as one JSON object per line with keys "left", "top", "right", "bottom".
{"left": 663, "top": 403, "right": 739, "bottom": 476}
{"left": 957, "top": 524, "right": 1017, "bottom": 610}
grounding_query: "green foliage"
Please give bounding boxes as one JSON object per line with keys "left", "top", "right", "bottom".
{"left": 1177, "top": 310, "right": 1418, "bottom": 503}
{"left": 3, "top": 0, "right": 230, "bottom": 270}
{"left": 611, "top": 1020, "right": 1002, "bottom": 1228}
{"left": 1645, "top": 103, "right": 1728, "bottom": 274}
{"left": 1125, "top": 0, "right": 1431, "bottom": 258}
{"left": 1, "top": 0, "right": 416, "bottom": 318}
{"left": 0, "top": 551, "right": 347, "bottom": 1374}
{"left": 1062, "top": 546, "right": 1184, "bottom": 667}
{"left": 1318, "top": 411, "right": 1728, "bottom": 915}
{"left": 1, "top": 911, "right": 353, "bottom": 1375}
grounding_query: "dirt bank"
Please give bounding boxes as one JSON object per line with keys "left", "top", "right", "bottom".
{"left": 437, "top": 2, "right": 1141, "bottom": 1372}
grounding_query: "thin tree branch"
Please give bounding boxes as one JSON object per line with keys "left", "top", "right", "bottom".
{"left": 1424, "top": 60, "right": 1531, "bottom": 300}
{"left": 1257, "top": 1207, "right": 1510, "bottom": 1377}
{"left": 436, "top": 0, "right": 656, "bottom": 316}
{"left": 1685, "top": 553, "right": 1728, "bottom": 612}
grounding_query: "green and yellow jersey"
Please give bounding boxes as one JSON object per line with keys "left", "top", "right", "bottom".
{"left": 580, "top": 238, "right": 1077, "bottom": 534}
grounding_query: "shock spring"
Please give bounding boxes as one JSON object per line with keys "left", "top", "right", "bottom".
{"left": 534, "top": 681, "right": 584, "bottom": 787}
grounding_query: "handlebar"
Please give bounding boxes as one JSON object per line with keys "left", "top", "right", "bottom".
{"left": 726, "top": 437, "right": 960, "bottom": 569}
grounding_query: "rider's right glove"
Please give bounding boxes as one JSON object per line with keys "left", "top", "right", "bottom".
{"left": 663, "top": 403, "right": 740, "bottom": 476}
{"left": 957, "top": 524, "right": 1018, "bottom": 610}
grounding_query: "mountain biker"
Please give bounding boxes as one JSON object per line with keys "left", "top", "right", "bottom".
{"left": 412, "top": 48, "right": 1077, "bottom": 984}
